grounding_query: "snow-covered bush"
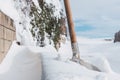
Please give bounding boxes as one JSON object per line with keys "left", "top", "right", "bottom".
{"left": 30, "top": 0, "right": 66, "bottom": 50}
{"left": 14, "top": 0, "right": 67, "bottom": 50}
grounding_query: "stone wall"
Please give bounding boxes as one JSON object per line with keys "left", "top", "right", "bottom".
{"left": 0, "top": 11, "right": 16, "bottom": 63}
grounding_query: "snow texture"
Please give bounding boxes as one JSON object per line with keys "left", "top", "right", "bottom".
{"left": 0, "top": 38, "right": 120, "bottom": 80}
{"left": 0, "top": 41, "right": 42, "bottom": 80}
{"left": 0, "top": 0, "right": 120, "bottom": 80}
{"left": 40, "top": 38, "right": 120, "bottom": 80}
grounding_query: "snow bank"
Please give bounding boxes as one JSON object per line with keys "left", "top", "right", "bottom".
{"left": 41, "top": 52, "right": 120, "bottom": 80}
{"left": 57, "top": 39, "right": 113, "bottom": 73}
{"left": 58, "top": 41, "right": 73, "bottom": 61}
{"left": 82, "top": 56, "right": 113, "bottom": 73}
{"left": 0, "top": 37, "right": 119, "bottom": 80}
{"left": 78, "top": 37, "right": 120, "bottom": 73}
{"left": 0, "top": 41, "right": 42, "bottom": 80}
{"left": 39, "top": 38, "right": 120, "bottom": 80}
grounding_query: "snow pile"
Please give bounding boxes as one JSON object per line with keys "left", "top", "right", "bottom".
{"left": 41, "top": 52, "right": 120, "bottom": 80}
{"left": 57, "top": 41, "right": 73, "bottom": 61}
{"left": 0, "top": 41, "right": 42, "bottom": 80}
{"left": 0, "top": 38, "right": 119, "bottom": 80}
{"left": 81, "top": 56, "right": 113, "bottom": 73}
{"left": 0, "top": 0, "right": 120, "bottom": 80}
{"left": 41, "top": 37, "right": 120, "bottom": 80}
{"left": 77, "top": 37, "right": 120, "bottom": 73}
{"left": 17, "top": 28, "right": 35, "bottom": 46}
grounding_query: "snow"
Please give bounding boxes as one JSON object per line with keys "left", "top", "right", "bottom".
{"left": 0, "top": 0, "right": 19, "bottom": 20}
{"left": 0, "top": 41, "right": 42, "bottom": 80}
{"left": 15, "top": 37, "right": 120, "bottom": 80}
{"left": 77, "top": 37, "right": 120, "bottom": 73}
{"left": 0, "top": 0, "right": 35, "bottom": 46}
{"left": 57, "top": 41, "right": 73, "bottom": 61}
{"left": 40, "top": 37, "right": 120, "bottom": 80}
{"left": 0, "top": 39, "right": 120, "bottom": 80}
{"left": 0, "top": 0, "right": 120, "bottom": 80}
{"left": 0, "top": 0, "right": 63, "bottom": 46}
{"left": 32, "top": 0, "right": 40, "bottom": 9}
{"left": 81, "top": 56, "right": 113, "bottom": 73}
{"left": 45, "top": 0, "right": 63, "bottom": 18}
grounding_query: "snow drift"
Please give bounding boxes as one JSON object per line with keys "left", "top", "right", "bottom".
{"left": 0, "top": 41, "right": 42, "bottom": 80}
